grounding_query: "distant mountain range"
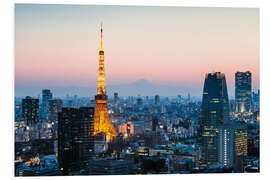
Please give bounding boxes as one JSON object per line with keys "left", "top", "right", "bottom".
{"left": 15, "top": 79, "right": 204, "bottom": 98}
{"left": 107, "top": 79, "right": 202, "bottom": 97}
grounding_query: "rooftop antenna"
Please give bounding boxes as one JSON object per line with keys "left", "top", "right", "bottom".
{"left": 100, "top": 21, "right": 103, "bottom": 50}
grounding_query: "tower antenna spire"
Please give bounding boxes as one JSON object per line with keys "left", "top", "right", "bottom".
{"left": 100, "top": 22, "right": 103, "bottom": 50}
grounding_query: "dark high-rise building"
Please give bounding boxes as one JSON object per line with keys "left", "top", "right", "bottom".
{"left": 154, "top": 95, "right": 160, "bottom": 106}
{"left": 49, "top": 99, "right": 63, "bottom": 138}
{"left": 41, "top": 89, "right": 53, "bottom": 119}
{"left": 48, "top": 99, "right": 63, "bottom": 123}
{"left": 15, "top": 104, "right": 22, "bottom": 120}
{"left": 152, "top": 116, "right": 158, "bottom": 132}
{"left": 114, "top": 92, "right": 119, "bottom": 105}
{"left": 235, "top": 71, "right": 252, "bottom": 113}
{"left": 252, "top": 89, "right": 260, "bottom": 111}
{"left": 201, "top": 72, "right": 230, "bottom": 166}
{"left": 137, "top": 97, "right": 143, "bottom": 107}
{"left": 146, "top": 96, "right": 149, "bottom": 103}
{"left": 22, "top": 96, "right": 39, "bottom": 125}
{"left": 58, "top": 107, "right": 95, "bottom": 175}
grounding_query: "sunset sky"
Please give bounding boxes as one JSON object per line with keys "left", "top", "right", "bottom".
{"left": 15, "top": 4, "right": 259, "bottom": 97}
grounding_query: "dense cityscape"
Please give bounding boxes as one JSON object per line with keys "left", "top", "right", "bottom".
{"left": 14, "top": 24, "right": 259, "bottom": 176}
{"left": 14, "top": 74, "right": 260, "bottom": 176}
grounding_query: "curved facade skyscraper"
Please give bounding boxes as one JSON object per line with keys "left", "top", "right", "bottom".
{"left": 201, "top": 72, "right": 230, "bottom": 166}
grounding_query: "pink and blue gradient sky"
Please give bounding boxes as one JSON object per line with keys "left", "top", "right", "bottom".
{"left": 15, "top": 4, "right": 259, "bottom": 97}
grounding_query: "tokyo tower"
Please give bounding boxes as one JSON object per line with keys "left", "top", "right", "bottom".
{"left": 92, "top": 23, "right": 118, "bottom": 140}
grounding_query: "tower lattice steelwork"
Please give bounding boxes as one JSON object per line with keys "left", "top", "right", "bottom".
{"left": 92, "top": 24, "right": 117, "bottom": 140}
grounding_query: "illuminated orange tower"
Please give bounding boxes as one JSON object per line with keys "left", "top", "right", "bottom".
{"left": 92, "top": 23, "right": 117, "bottom": 140}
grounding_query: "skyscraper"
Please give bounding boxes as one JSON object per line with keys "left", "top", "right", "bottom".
{"left": 41, "top": 89, "right": 53, "bottom": 119}
{"left": 22, "top": 96, "right": 39, "bottom": 125}
{"left": 217, "top": 125, "right": 234, "bottom": 168}
{"left": 154, "top": 95, "right": 160, "bottom": 106}
{"left": 252, "top": 89, "right": 260, "bottom": 112}
{"left": 201, "top": 72, "right": 230, "bottom": 166}
{"left": 152, "top": 116, "right": 158, "bottom": 132}
{"left": 136, "top": 96, "right": 143, "bottom": 108}
{"left": 235, "top": 71, "right": 252, "bottom": 113}
{"left": 114, "top": 92, "right": 119, "bottom": 105}
{"left": 58, "top": 107, "right": 94, "bottom": 175}
{"left": 15, "top": 103, "right": 22, "bottom": 120}
{"left": 234, "top": 124, "right": 248, "bottom": 157}
{"left": 92, "top": 24, "right": 117, "bottom": 140}
{"left": 233, "top": 122, "right": 248, "bottom": 172}
{"left": 48, "top": 99, "right": 63, "bottom": 123}
{"left": 48, "top": 99, "right": 63, "bottom": 138}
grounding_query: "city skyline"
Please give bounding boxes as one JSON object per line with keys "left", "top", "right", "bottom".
{"left": 13, "top": 3, "right": 260, "bottom": 177}
{"left": 15, "top": 4, "right": 259, "bottom": 97}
